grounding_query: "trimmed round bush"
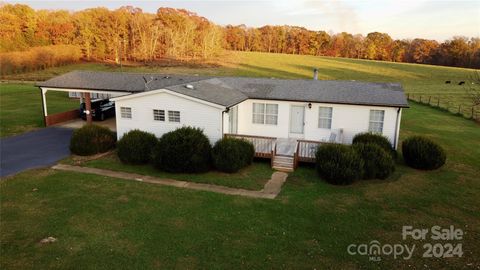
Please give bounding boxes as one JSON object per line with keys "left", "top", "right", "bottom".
{"left": 315, "top": 144, "right": 364, "bottom": 185}
{"left": 212, "top": 138, "right": 255, "bottom": 173}
{"left": 153, "top": 127, "right": 211, "bottom": 173}
{"left": 353, "top": 143, "right": 395, "bottom": 180}
{"left": 117, "top": 130, "right": 158, "bottom": 164}
{"left": 353, "top": 132, "right": 396, "bottom": 158}
{"left": 402, "top": 136, "right": 446, "bottom": 170}
{"left": 70, "top": 124, "right": 116, "bottom": 156}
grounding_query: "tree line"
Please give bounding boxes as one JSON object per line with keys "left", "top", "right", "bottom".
{"left": 1, "top": 3, "right": 479, "bottom": 73}
{"left": 0, "top": 4, "right": 223, "bottom": 65}
{"left": 224, "top": 25, "right": 480, "bottom": 68}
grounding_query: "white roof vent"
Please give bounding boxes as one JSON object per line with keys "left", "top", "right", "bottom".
{"left": 185, "top": 84, "right": 194, "bottom": 90}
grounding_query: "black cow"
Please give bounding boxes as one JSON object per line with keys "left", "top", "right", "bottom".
{"left": 445, "top": 80, "right": 451, "bottom": 84}
{"left": 458, "top": 81, "right": 465, "bottom": 85}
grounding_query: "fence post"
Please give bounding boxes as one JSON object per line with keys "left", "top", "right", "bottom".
{"left": 419, "top": 95, "right": 422, "bottom": 103}
{"left": 458, "top": 104, "right": 462, "bottom": 114}
{"left": 428, "top": 96, "right": 431, "bottom": 105}
{"left": 437, "top": 98, "right": 440, "bottom": 107}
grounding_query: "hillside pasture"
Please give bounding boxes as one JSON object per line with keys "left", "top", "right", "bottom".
{"left": 2, "top": 51, "right": 477, "bottom": 118}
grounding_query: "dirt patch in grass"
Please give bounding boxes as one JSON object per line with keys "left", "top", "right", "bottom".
{"left": 362, "top": 170, "right": 429, "bottom": 202}
{"left": 174, "top": 256, "right": 199, "bottom": 270}
{"left": 314, "top": 193, "right": 360, "bottom": 212}
{"left": 116, "top": 195, "right": 130, "bottom": 203}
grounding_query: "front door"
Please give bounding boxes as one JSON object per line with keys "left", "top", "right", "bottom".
{"left": 289, "top": 105, "right": 305, "bottom": 138}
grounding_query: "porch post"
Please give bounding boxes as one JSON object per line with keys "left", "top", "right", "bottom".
{"left": 40, "top": 88, "right": 48, "bottom": 126}
{"left": 84, "top": 92, "right": 92, "bottom": 124}
{"left": 41, "top": 88, "right": 48, "bottom": 116}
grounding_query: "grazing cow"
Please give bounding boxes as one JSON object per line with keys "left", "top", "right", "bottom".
{"left": 458, "top": 81, "right": 465, "bottom": 85}
{"left": 445, "top": 80, "right": 451, "bottom": 84}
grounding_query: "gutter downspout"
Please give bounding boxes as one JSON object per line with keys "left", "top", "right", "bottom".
{"left": 393, "top": 107, "right": 401, "bottom": 150}
{"left": 222, "top": 107, "right": 229, "bottom": 138}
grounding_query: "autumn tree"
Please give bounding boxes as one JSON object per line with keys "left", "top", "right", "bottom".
{"left": 1, "top": 3, "right": 479, "bottom": 70}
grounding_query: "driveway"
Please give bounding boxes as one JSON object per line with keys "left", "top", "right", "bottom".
{"left": 0, "top": 127, "right": 73, "bottom": 177}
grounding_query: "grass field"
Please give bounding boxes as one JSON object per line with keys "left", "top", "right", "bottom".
{"left": 1, "top": 52, "right": 479, "bottom": 268}
{"left": 62, "top": 153, "right": 273, "bottom": 190}
{"left": 0, "top": 83, "right": 78, "bottom": 137}
{"left": 1, "top": 52, "right": 478, "bottom": 137}
{"left": 2, "top": 51, "right": 478, "bottom": 115}
{"left": 1, "top": 103, "right": 479, "bottom": 269}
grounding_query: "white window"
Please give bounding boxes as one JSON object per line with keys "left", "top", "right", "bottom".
{"left": 318, "top": 107, "right": 333, "bottom": 129}
{"left": 252, "top": 103, "right": 278, "bottom": 125}
{"left": 120, "top": 107, "right": 132, "bottom": 119}
{"left": 168, "top": 110, "right": 180, "bottom": 123}
{"left": 252, "top": 103, "right": 265, "bottom": 124}
{"left": 153, "top": 109, "right": 165, "bottom": 121}
{"left": 369, "top": 110, "right": 385, "bottom": 133}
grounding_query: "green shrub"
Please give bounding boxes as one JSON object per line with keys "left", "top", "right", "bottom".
{"left": 153, "top": 127, "right": 212, "bottom": 173}
{"left": 352, "top": 132, "right": 396, "bottom": 158}
{"left": 212, "top": 138, "right": 255, "bottom": 173}
{"left": 353, "top": 143, "right": 395, "bottom": 179}
{"left": 315, "top": 144, "right": 364, "bottom": 185}
{"left": 402, "top": 136, "right": 446, "bottom": 170}
{"left": 117, "top": 130, "right": 158, "bottom": 164}
{"left": 70, "top": 124, "right": 116, "bottom": 156}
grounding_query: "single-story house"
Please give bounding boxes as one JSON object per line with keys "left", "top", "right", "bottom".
{"left": 36, "top": 70, "right": 408, "bottom": 171}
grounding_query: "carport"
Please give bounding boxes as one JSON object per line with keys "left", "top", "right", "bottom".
{"left": 35, "top": 70, "right": 210, "bottom": 130}
{"left": 38, "top": 87, "right": 128, "bottom": 127}
{"left": 36, "top": 77, "right": 134, "bottom": 129}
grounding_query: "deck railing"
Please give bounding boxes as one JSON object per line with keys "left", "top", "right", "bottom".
{"left": 296, "top": 139, "right": 325, "bottom": 163}
{"left": 224, "top": 133, "right": 276, "bottom": 158}
{"left": 293, "top": 140, "right": 300, "bottom": 168}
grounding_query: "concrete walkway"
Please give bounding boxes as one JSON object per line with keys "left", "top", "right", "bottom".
{"left": 52, "top": 164, "right": 288, "bottom": 199}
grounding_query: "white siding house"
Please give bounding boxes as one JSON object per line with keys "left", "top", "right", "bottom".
{"left": 38, "top": 70, "right": 408, "bottom": 171}
{"left": 113, "top": 89, "right": 225, "bottom": 143}
{"left": 229, "top": 99, "right": 401, "bottom": 147}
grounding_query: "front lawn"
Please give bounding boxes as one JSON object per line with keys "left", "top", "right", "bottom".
{"left": 63, "top": 152, "right": 273, "bottom": 190}
{"left": 2, "top": 102, "right": 479, "bottom": 269}
{"left": 0, "top": 83, "right": 78, "bottom": 137}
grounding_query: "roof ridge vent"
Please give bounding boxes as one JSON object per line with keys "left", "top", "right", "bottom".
{"left": 185, "top": 84, "right": 194, "bottom": 90}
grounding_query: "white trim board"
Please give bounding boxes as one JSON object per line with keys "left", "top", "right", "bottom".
{"left": 111, "top": 88, "right": 227, "bottom": 110}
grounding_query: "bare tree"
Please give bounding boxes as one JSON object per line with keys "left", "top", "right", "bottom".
{"left": 466, "top": 71, "right": 480, "bottom": 106}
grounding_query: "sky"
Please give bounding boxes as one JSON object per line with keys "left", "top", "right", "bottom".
{"left": 6, "top": 0, "right": 480, "bottom": 41}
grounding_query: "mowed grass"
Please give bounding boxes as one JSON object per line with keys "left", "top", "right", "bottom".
{"left": 1, "top": 52, "right": 479, "bottom": 268}
{"left": 3, "top": 51, "right": 477, "bottom": 113}
{"left": 0, "top": 83, "right": 78, "bottom": 137}
{"left": 1, "top": 103, "right": 479, "bottom": 269}
{"left": 62, "top": 153, "right": 273, "bottom": 190}
{"left": 1, "top": 51, "right": 477, "bottom": 137}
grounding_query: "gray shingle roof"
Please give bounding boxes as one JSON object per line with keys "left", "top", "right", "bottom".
{"left": 216, "top": 77, "right": 408, "bottom": 107}
{"left": 165, "top": 78, "right": 248, "bottom": 107}
{"left": 35, "top": 70, "right": 211, "bottom": 92}
{"left": 36, "top": 70, "right": 408, "bottom": 108}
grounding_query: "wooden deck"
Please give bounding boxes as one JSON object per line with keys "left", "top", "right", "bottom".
{"left": 224, "top": 133, "right": 328, "bottom": 171}
{"left": 224, "top": 133, "right": 276, "bottom": 158}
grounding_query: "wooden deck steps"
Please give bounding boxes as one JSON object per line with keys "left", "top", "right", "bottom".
{"left": 272, "top": 155, "right": 294, "bottom": 172}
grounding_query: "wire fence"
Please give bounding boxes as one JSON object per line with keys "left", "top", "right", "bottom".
{"left": 407, "top": 93, "right": 479, "bottom": 122}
